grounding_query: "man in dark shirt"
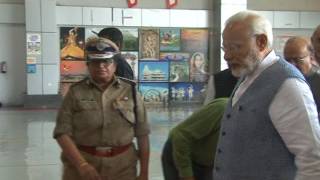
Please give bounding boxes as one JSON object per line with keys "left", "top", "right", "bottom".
{"left": 98, "top": 28, "right": 134, "bottom": 80}
{"left": 204, "top": 69, "right": 238, "bottom": 105}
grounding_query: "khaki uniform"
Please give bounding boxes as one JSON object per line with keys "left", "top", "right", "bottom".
{"left": 54, "top": 76, "right": 150, "bottom": 180}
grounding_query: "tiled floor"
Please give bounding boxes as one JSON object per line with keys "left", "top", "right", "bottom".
{"left": 0, "top": 105, "right": 201, "bottom": 180}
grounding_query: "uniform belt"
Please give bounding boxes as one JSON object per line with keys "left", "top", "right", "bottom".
{"left": 78, "top": 143, "right": 132, "bottom": 157}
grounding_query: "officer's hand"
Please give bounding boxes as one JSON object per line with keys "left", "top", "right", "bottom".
{"left": 78, "top": 163, "right": 102, "bottom": 180}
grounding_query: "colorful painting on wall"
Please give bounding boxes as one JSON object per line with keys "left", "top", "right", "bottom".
{"left": 181, "top": 28, "right": 209, "bottom": 53}
{"left": 122, "top": 51, "right": 139, "bottom": 80}
{"left": 60, "top": 27, "right": 85, "bottom": 60}
{"left": 58, "top": 26, "right": 210, "bottom": 103}
{"left": 60, "top": 61, "right": 88, "bottom": 82}
{"left": 27, "top": 64, "right": 36, "bottom": 74}
{"left": 120, "top": 28, "right": 139, "bottom": 51}
{"left": 140, "top": 29, "right": 159, "bottom": 59}
{"left": 170, "top": 61, "right": 189, "bottom": 82}
{"left": 139, "top": 82, "right": 169, "bottom": 103}
{"left": 169, "top": 82, "right": 206, "bottom": 102}
{"left": 160, "top": 28, "right": 180, "bottom": 52}
{"left": 160, "top": 52, "right": 190, "bottom": 61}
{"left": 139, "top": 61, "right": 169, "bottom": 81}
{"left": 26, "top": 33, "right": 41, "bottom": 55}
{"left": 26, "top": 56, "right": 37, "bottom": 74}
{"left": 189, "top": 52, "right": 209, "bottom": 82}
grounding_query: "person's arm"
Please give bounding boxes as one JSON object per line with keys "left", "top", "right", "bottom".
{"left": 53, "top": 89, "right": 101, "bottom": 180}
{"left": 134, "top": 92, "right": 151, "bottom": 180}
{"left": 136, "top": 135, "right": 150, "bottom": 180}
{"left": 170, "top": 130, "right": 194, "bottom": 178}
{"left": 171, "top": 99, "right": 227, "bottom": 178}
{"left": 56, "top": 135, "right": 102, "bottom": 180}
{"left": 270, "top": 79, "right": 320, "bottom": 180}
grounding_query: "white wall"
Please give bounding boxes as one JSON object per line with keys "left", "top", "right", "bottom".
{"left": 0, "top": 24, "right": 26, "bottom": 106}
{"left": 0, "top": 0, "right": 24, "bottom": 3}
{"left": 56, "top": 0, "right": 212, "bottom": 10}
{"left": 248, "top": 0, "right": 320, "bottom": 11}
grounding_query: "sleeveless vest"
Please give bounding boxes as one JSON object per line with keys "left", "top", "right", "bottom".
{"left": 213, "top": 59, "right": 305, "bottom": 180}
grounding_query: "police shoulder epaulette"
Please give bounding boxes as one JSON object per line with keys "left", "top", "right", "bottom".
{"left": 69, "top": 77, "right": 89, "bottom": 88}
{"left": 118, "top": 77, "right": 137, "bottom": 86}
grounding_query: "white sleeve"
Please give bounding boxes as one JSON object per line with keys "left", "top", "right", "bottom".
{"left": 203, "top": 75, "right": 216, "bottom": 105}
{"left": 269, "top": 78, "right": 320, "bottom": 180}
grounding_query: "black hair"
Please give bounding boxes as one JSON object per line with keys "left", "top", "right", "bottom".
{"left": 98, "top": 28, "right": 123, "bottom": 50}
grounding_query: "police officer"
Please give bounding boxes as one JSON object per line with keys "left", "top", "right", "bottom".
{"left": 53, "top": 37, "right": 150, "bottom": 180}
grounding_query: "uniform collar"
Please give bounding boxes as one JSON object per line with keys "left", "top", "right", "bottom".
{"left": 85, "top": 75, "right": 121, "bottom": 90}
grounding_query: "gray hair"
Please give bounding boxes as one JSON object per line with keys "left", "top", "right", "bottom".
{"left": 225, "top": 10, "right": 273, "bottom": 48}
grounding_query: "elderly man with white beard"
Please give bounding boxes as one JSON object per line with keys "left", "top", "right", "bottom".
{"left": 213, "top": 11, "right": 320, "bottom": 180}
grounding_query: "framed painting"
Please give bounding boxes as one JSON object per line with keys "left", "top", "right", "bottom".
{"left": 121, "top": 51, "right": 139, "bottom": 80}
{"left": 160, "top": 28, "right": 181, "bottom": 52}
{"left": 139, "top": 61, "right": 169, "bottom": 82}
{"left": 189, "top": 52, "right": 209, "bottom": 82}
{"left": 140, "top": 28, "right": 159, "bottom": 60}
{"left": 60, "top": 60, "right": 87, "bottom": 82}
{"left": 181, "top": 28, "right": 209, "bottom": 53}
{"left": 169, "top": 82, "right": 206, "bottom": 102}
{"left": 169, "top": 61, "right": 189, "bottom": 82}
{"left": 120, "top": 28, "right": 139, "bottom": 51}
{"left": 60, "top": 27, "right": 85, "bottom": 60}
{"left": 139, "top": 82, "right": 169, "bottom": 103}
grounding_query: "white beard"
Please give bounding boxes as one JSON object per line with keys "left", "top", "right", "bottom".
{"left": 231, "top": 47, "right": 261, "bottom": 77}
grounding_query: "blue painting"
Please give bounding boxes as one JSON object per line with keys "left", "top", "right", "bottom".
{"left": 139, "top": 61, "right": 169, "bottom": 81}
{"left": 160, "top": 28, "right": 181, "bottom": 52}
{"left": 169, "top": 83, "right": 206, "bottom": 102}
{"left": 27, "top": 64, "right": 36, "bottom": 73}
{"left": 139, "top": 83, "right": 169, "bottom": 103}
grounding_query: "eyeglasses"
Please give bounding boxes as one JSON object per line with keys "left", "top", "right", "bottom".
{"left": 286, "top": 54, "right": 309, "bottom": 64}
{"left": 89, "top": 59, "right": 114, "bottom": 67}
{"left": 221, "top": 34, "right": 258, "bottom": 54}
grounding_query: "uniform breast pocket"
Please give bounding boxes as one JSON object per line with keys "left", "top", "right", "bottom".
{"left": 113, "top": 99, "right": 136, "bottom": 125}
{"left": 73, "top": 100, "right": 101, "bottom": 130}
